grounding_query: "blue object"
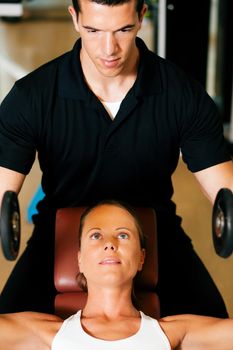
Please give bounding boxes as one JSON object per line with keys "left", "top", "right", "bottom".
{"left": 27, "top": 185, "right": 45, "bottom": 223}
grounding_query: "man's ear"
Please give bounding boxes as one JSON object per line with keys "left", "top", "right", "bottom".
{"left": 68, "top": 5, "right": 80, "bottom": 32}
{"left": 139, "top": 4, "right": 148, "bottom": 23}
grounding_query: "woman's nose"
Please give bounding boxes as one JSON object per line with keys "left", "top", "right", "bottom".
{"left": 104, "top": 241, "right": 116, "bottom": 251}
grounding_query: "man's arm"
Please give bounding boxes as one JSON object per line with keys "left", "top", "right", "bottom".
{"left": 194, "top": 160, "right": 233, "bottom": 203}
{"left": 160, "top": 314, "right": 233, "bottom": 350}
{"left": 0, "top": 166, "right": 26, "bottom": 206}
{"left": 0, "top": 312, "right": 62, "bottom": 350}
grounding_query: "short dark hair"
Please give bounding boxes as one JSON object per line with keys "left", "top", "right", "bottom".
{"left": 72, "top": 0, "right": 145, "bottom": 15}
{"left": 76, "top": 199, "right": 146, "bottom": 292}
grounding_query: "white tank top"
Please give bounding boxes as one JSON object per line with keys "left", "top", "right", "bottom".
{"left": 52, "top": 311, "right": 171, "bottom": 350}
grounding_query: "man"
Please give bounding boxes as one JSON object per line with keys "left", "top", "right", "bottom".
{"left": 0, "top": 0, "right": 232, "bottom": 317}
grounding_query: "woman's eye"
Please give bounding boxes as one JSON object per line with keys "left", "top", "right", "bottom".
{"left": 118, "top": 232, "right": 129, "bottom": 239}
{"left": 90, "top": 232, "right": 101, "bottom": 240}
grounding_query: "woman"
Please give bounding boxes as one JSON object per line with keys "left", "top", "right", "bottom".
{"left": 1, "top": 200, "right": 233, "bottom": 349}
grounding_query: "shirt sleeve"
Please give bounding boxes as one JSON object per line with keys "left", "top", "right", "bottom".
{"left": 178, "top": 79, "right": 231, "bottom": 172}
{"left": 0, "top": 83, "right": 37, "bottom": 175}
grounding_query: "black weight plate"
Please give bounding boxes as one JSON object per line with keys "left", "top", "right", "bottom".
{"left": 212, "top": 188, "right": 233, "bottom": 258}
{"left": 0, "top": 191, "right": 21, "bottom": 261}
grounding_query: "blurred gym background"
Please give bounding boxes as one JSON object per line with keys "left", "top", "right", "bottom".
{"left": 0, "top": 0, "right": 233, "bottom": 315}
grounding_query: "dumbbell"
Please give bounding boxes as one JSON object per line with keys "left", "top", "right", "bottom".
{"left": 212, "top": 188, "right": 233, "bottom": 258}
{"left": 1, "top": 188, "right": 233, "bottom": 260}
{"left": 0, "top": 191, "right": 21, "bottom": 261}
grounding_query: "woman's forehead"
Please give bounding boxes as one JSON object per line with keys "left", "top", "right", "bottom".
{"left": 82, "top": 204, "right": 137, "bottom": 230}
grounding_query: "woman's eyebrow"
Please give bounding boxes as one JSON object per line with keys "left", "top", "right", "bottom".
{"left": 86, "top": 227, "right": 101, "bottom": 233}
{"left": 115, "top": 227, "right": 131, "bottom": 231}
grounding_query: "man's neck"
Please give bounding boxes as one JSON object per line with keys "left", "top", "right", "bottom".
{"left": 80, "top": 47, "right": 139, "bottom": 102}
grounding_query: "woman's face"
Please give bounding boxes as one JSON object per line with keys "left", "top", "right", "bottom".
{"left": 78, "top": 204, "right": 145, "bottom": 290}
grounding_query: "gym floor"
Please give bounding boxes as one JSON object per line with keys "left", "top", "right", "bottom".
{"left": 0, "top": 0, "right": 233, "bottom": 317}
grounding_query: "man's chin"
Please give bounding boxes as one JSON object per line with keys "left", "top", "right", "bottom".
{"left": 97, "top": 66, "right": 123, "bottom": 78}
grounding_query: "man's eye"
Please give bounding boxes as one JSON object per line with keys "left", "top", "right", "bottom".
{"left": 118, "top": 232, "right": 129, "bottom": 239}
{"left": 120, "top": 28, "right": 132, "bottom": 33}
{"left": 90, "top": 232, "right": 101, "bottom": 240}
{"left": 87, "top": 29, "right": 97, "bottom": 33}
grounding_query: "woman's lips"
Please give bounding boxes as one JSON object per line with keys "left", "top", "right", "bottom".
{"left": 99, "top": 257, "right": 121, "bottom": 265}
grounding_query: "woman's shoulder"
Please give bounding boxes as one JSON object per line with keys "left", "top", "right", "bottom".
{"left": 0, "top": 311, "right": 63, "bottom": 350}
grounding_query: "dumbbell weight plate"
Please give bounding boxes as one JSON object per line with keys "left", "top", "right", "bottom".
{"left": 212, "top": 188, "right": 233, "bottom": 258}
{"left": 0, "top": 191, "right": 21, "bottom": 261}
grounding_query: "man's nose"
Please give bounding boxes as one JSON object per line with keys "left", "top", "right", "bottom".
{"left": 103, "top": 33, "right": 118, "bottom": 56}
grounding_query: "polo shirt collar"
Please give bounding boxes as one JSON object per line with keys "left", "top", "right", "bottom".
{"left": 58, "top": 39, "right": 88, "bottom": 100}
{"left": 134, "top": 37, "right": 163, "bottom": 96}
{"left": 58, "top": 37, "right": 162, "bottom": 100}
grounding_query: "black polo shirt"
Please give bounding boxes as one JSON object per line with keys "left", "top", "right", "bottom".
{"left": 0, "top": 38, "right": 230, "bottom": 225}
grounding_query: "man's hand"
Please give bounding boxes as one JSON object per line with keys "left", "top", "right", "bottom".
{"left": 194, "top": 160, "right": 233, "bottom": 204}
{"left": 0, "top": 166, "right": 25, "bottom": 209}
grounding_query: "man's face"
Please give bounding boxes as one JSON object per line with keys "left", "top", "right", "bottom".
{"left": 69, "top": 0, "right": 147, "bottom": 78}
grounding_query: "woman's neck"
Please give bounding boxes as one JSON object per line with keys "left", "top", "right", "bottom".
{"left": 82, "top": 285, "right": 138, "bottom": 319}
